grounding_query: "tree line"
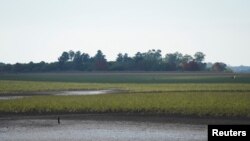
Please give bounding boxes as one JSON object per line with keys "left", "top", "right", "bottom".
{"left": 0, "top": 49, "right": 229, "bottom": 72}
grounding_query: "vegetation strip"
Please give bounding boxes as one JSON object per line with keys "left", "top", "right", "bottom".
{"left": 0, "top": 92, "right": 249, "bottom": 118}
{"left": 0, "top": 50, "right": 230, "bottom": 72}
{"left": 0, "top": 73, "right": 249, "bottom": 119}
{"left": 1, "top": 80, "right": 250, "bottom": 94}
{"left": 1, "top": 72, "right": 250, "bottom": 83}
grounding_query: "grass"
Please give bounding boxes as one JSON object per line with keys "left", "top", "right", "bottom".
{"left": 1, "top": 72, "right": 250, "bottom": 83}
{"left": 1, "top": 80, "right": 250, "bottom": 94}
{"left": 0, "top": 92, "right": 249, "bottom": 117}
{"left": 0, "top": 72, "right": 250, "bottom": 118}
{"left": 0, "top": 80, "right": 114, "bottom": 94}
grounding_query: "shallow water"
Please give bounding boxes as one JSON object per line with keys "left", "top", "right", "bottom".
{"left": 55, "top": 90, "right": 116, "bottom": 96}
{"left": 0, "top": 96, "right": 24, "bottom": 100}
{"left": 0, "top": 90, "right": 117, "bottom": 100}
{"left": 0, "top": 119, "right": 207, "bottom": 141}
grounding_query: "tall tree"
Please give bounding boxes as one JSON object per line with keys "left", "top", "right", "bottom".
{"left": 142, "top": 49, "right": 162, "bottom": 70}
{"left": 194, "top": 52, "right": 206, "bottom": 70}
{"left": 58, "top": 52, "right": 69, "bottom": 63}
{"left": 182, "top": 55, "right": 193, "bottom": 63}
{"left": 68, "top": 50, "right": 75, "bottom": 61}
{"left": 81, "top": 53, "right": 91, "bottom": 70}
{"left": 58, "top": 52, "right": 69, "bottom": 70}
{"left": 116, "top": 53, "right": 123, "bottom": 63}
{"left": 73, "top": 51, "right": 82, "bottom": 70}
{"left": 93, "top": 50, "right": 107, "bottom": 70}
{"left": 165, "top": 52, "right": 183, "bottom": 70}
{"left": 194, "top": 52, "right": 205, "bottom": 63}
{"left": 112, "top": 53, "right": 133, "bottom": 70}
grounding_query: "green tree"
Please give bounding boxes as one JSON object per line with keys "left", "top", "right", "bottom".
{"left": 73, "top": 51, "right": 82, "bottom": 70}
{"left": 212, "top": 62, "right": 227, "bottom": 72}
{"left": 182, "top": 55, "right": 193, "bottom": 63}
{"left": 165, "top": 52, "right": 183, "bottom": 70}
{"left": 194, "top": 52, "right": 206, "bottom": 70}
{"left": 194, "top": 52, "right": 205, "bottom": 63}
{"left": 93, "top": 50, "right": 108, "bottom": 70}
{"left": 68, "top": 50, "right": 75, "bottom": 61}
{"left": 116, "top": 53, "right": 123, "bottom": 63}
{"left": 133, "top": 52, "right": 144, "bottom": 70}
{"left": 58, "top": 52, "right": 69, "bottom": 70}
{"left": 58, "top": 52, "right": 69, "bottom": 63}
{"left": 142, "top": 49, "right": 162, "bottom": 70}
{"left": 81, "top": 53, "right": 91, "bottom": 70}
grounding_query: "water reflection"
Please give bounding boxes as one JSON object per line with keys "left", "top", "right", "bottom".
{"left": 0, "top": 90, "right": 117, "bottom": 100}
{"left": 0, "top": 119, "right": 207, "bottom": 141}
{"left": 0, "top": 96, "right": 24, "bottom": 100}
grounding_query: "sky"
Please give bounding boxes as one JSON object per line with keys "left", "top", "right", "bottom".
{"left": 0, "top": 0, "right": 249, "bottom": 66}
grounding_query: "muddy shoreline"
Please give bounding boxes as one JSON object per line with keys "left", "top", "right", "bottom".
{"left": 1, "top": 113, "right": 249, "bottom": 124}
{"left": 0, "top": 115, "right": 208, "bottom": 141}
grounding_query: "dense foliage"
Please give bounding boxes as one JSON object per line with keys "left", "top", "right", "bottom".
{"left": 0, "top": 49, "right": 229, "bottom": 72}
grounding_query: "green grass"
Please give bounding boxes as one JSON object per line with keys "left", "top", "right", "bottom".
{"left": 0, "top": 80, "right": 114, "bottom": 94}
{"left": 1, "top": 80, "right": 250, "bottom": 94}
{"left": 0, "top": 92, "right": 249, "bottom": 117}
{"left": 1, "top": 72, "right": 250, "bottom": 83}
{"left": 0, "top": 72, "right": 250, "bottom": 118}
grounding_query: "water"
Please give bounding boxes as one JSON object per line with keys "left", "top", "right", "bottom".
{"left": 0, "top": 89, "right": 208, "bottom": 140}
{"left": 55, "top": 90, "right": 116, "bottom": 96}
{"left": 0, "top": 90, "right": 117, "bottom": 100}
{"left": 0, "top": 96, "right": 24, "bottom": 100}
{"left": 0, "top": 118, "right": 207, "bottom": 141}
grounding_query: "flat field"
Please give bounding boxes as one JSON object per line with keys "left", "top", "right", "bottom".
{"left": 1, "top": 72, "right": 250, "bottom": 83}
{"left": 0, "top": 72, "right": 249, "bottom": 118}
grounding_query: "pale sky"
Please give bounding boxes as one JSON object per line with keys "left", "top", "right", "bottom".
{"left": 0, "top": 0, "right": 249, "bottom": 66}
